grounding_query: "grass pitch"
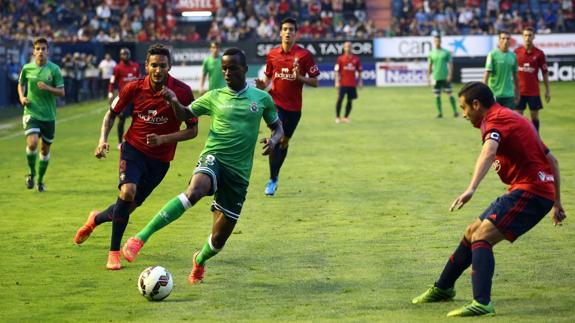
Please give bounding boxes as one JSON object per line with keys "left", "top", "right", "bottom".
{"left": 0, "top": 84, "right": 573, "bottom": 322}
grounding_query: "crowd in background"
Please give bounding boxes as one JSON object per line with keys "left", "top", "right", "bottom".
{"left": 391, "top": 0, "right": 575, "bottom": 37}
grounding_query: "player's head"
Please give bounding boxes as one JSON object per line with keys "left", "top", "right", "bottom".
{"left": 457, "top": 82, "right": 495, "bottom": 127}
{"left": 498, "top": 30, "right": 511, "bottom": 52}
{"left": 210, "top": 42, "right": 220, "bottom": 57}
{"left": 343, "top": 41, "right": 352, "bottom": 55}
{"left": 522, "top": 27, "right": 535, "bottom": 48}
{"left": 145, "top": 44, "right": 171, "bottom": 85}
{"left": 280, "top": 17, "right": 298, "bottom": 47}
{"left": 221, "top": 47, "right": 247, "bottom": 90}
{"left": 32, "top": 37, "right": 49, "bottom": 65}
{"left": 120, "top": 47, "right": 131, "bottom": 62}
{"left": 433, "top": 34, "right": 441, "bottom": 48}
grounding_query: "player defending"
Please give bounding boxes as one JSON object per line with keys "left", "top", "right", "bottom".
{"left": 73, "top": 44, "right": 198, "bottom": 270}
{"left": 428, "top": 34, "right": 458, "bottom": 118}
{"left": 334, "top": 41, "right": 362, "bottom": 124}
{"left": 483, "top": 31, "right": 519, "bottom": 109}
{"left": 199, "top": 42, "right": 226, "bottom": 95}
{"left": 412, "top": 82, "right": 566, "bottom": 317}
{"left": 255, "top": 17, "right": 320, "bottom": 196}
{"left": 514, "top": 27, "right": 551, "bottom": 132}
{"left": 18, "top": 37, "right": 65, "bottom": 192}
{"left": 108, "top": 48, "right": 140, "bottom": 149}
{"left": 121, "top": 48, "right": 283, "bottom": 284}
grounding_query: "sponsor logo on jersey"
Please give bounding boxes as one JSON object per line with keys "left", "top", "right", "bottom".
{"left": 275, "top": 67, "right": 297, "bottom": 81}
{"left": 538, "top": 171, "right": 554, "bottom": 182}
{"left": 138, "top": 109, "right": 169, "bottom": 124}
{"left": 519, "top": 63, "right": 536, "bottom": 73}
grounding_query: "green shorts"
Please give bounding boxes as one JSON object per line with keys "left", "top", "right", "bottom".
{"left": 495, "top": 96, "right": 516, "bottom": 109}
{"left": 23, "top": 116, "right": 55, "bottom": 144}
{"left": 193, "top": 154, "right": 248, "bottom": 223}
{"left": 433, "top": 80, "right": 453, "bottom": 94}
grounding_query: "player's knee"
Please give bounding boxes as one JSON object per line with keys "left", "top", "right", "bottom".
{"left": 185, "top": 186, "right": 207, "bottom": 205}
{"left": 464, "top": 224, "right": 475, "bottom": 241}
{"left": 279, "top": 136, "right": 289, "bottom": 149}
{"left": 119, "top": 184, "right": 137, "bottom": 201}
{"left": 210, "top": 232, "right": 227, "bottom": 250}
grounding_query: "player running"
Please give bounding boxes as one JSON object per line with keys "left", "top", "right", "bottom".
{"left": 18, "top": 37, "right": 65, "bottom": 192}
{"left": 73, "top": 44, "right": 198, "bottom": 270}
{"left": 199, "top": 41, "right": 226, "bottom": 95}
{"left": 427, "top": 34, "right": 458, "bottom": 118}
{"left": 121, "top": 48, "right": 283, "bottom": 284}
{"left": 412, "top": 82, "right": 566, "bottom": 317}
{"left": 483, "top": 31, "right": 519, "bottom": 109}
{"left": 255, "top": 17, "right": 320, "bottom": 196}
{"left": 334, "top": 41, "right": 362, "bottom": 124}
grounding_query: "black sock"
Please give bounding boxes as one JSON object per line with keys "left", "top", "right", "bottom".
{"left": 471, "top": 240, "right": 495, "bottom": 305}
{"left": 110, "top": 198, "right": 132, "bottom": 251}
{"left": 533, "top": 119, "right": 540, "bottom": 132}
{"left": 336, "top": 97, "right": 343, "bottom": 117}
{"left": 344, "top": 100, "right": 353, "bottom": 118}
{"left": 95, "top": 204, "right": 115, "bottom": 225}
{"left": 117, "top": 116, "right": 126, "bottom": 143}
{"left": 436, "top": 237, "right": 472, "bottom": 290}
{"left": 269, "top": 145, "right": 288, "bottom": 181}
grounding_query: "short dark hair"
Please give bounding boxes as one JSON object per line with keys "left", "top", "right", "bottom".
{"left": 498, "top": 30, "right": 510, "bottom": 37}
{"left": 210, "top": 41, "right": 220, "bottom": 48}
{"left": 281, "top": 17, "right": 298, "bottom": 31}
{"left": 222, "top": 47, "right": 247, "bottom": 67}
{"left": 458, "top": 82, "right": 495, "bottom": 108}
{"left": 146, "top": 44, "right": 171, "bottom": 65}
{"left": 523, "top": 26, "right": 535, "bottom": 33}
{"left": 33, "top": 37, "right": 48, "bottom": 48}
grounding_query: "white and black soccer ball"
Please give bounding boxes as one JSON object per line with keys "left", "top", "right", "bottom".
{"left": 137, "top": 266, "right": 173, "bottom": 301}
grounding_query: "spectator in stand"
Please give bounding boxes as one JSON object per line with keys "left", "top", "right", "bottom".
{"left": 85, "top": 55, "right": 99, "bottom": 100}
{"left": 257, "top": 18, "right": 274, "bottom": 39}
{"left": 544, "top": 8, "right": 558, "bottom": 30}
{"left": 298, "top": 20, "right": 314, "bottom": 39}
{"left": 187, "top": 25, "right": 202, "bottom": 42}
{"left": 278, "top": 0, "right": 291, "bottom": 21}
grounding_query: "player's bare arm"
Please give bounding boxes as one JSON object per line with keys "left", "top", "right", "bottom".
{"left": 447, "top": 61, "right": 453, "bottom": 83}
{"left": 482, "top": 70, "right": 490, "bottom": 84}
{"left": 450, "top": 139, "right": 498, "bottom": 211}
{"left": 261, "top": 119, "right": 284, "bottom": 155}
{"left": 546, "top": 151, "right": 566, "bottom": 225}
{"left": 17, "top": 83, "right": 29, "bottom": 106}
{"left": 543, "top": 71, "right": 551, "bottom": 103}
{"left": 146, "top": 125, "right": 198, "bottom": 147}
{"left": 161, "top": 86, "right": 195, "bottom": 121}
{"left": 37, "top": 81, "right": 65, "bottom": 97}
{"left": 95, "top": 110, "right": 118, "bottom": 158}
{"left": 428, "top": 62, "right": 433, "bottom": 86}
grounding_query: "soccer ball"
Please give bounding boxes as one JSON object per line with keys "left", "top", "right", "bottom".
{"left": 137, "top": 266, "right": 173, "bottom": 301}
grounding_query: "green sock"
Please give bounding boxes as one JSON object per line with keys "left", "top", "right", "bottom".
{"left": 135, "top": 194, "right": 191, "bottom": 242}
{"left": 38, "top": 153, "right": 50, "bottom": 183}
{"left": 26, "top": 148, "right": 37, "bottom": 176}
{"left": 196, "top": 235, "right": 220, "bottom": 265}
{"left": 435, "top": 96, "right": 443, "bottom": 115}
{"left": 449, "top": 96, "right": 457, "bottom": 114}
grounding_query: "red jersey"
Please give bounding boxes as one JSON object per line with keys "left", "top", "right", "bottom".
{"left": 480, "top": 104, "right": 555, "bottom": 200}
{"left": 335, "top": 54, "right": 362, "bottom": 87}
{"left": 264, "top": 44, "right": 320, "bottom": 112}
{"left": 111, "top": 75, "right": 197, "bottom": 163}
{"left": 108, "top": 60, "right": 141, "bottom": 92}
{"left": 514, "top": 46, "right": 548, "bottom": 96}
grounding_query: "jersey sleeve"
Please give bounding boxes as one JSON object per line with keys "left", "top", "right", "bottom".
{"left": 481, "top": 117, "right": 503, "bottom": 144}
{"left": 189, "top": 91, "right": 213, "bottom": 117}
{"left": 262, "top": 93, "right": 279, "bottom": 125}
{"left": 446, "top": 51, "right": 452, "bottom": 63}
{"left": 264, "top": 55, "right": 273, "bottom": 78}
{"left": 111, "top": 81, "right": 136, "bottom": 113}
{"left": 303, "top": 52, "right": 320, "bottom": 77}
{"left": 485, "top": 52, "right": 493, "bottom": 71}
{"left": 52, "top": 65, "right": 64, "bottom": 88}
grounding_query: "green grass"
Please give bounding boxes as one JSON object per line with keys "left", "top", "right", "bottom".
{"left": 0, "top": 84, "right": 573, "bottom": 322}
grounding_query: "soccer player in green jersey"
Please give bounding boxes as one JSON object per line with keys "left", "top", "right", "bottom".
{"left": 122, "top": 48, "right": 283, "bottom": 283}
{"left": 199, "top": 42, "right": 226, "bottom": 95}
{"left": 428, "top": 34, "right": 458, "bottom": 118}
{"left": 483, "top": 31, "right": 519, "bottom": 109}
{"left": 17, "top": 37, "right": 65, "bottom": 192}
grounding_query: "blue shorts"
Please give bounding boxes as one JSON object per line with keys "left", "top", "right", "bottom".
{"left": 516, "top": 96, "right": 543, "bottom": 111}
{"left": 479, "top": 189, "right": 554, "bottom": 242}
{"left": 119, "top": 142, "right": 170, "bottom": 206}
{"left": 277, "top": 105, "right": 302, "bottom": 138}
{"left": 338, "top": 86, "right": 358, "bottom": 100}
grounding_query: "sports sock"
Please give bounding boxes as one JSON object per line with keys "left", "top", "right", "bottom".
{"left": 117, "top": 115, "right": 126, "bottom": 144}
{"left": 26, "top": 147, "right": 38, "bottom": 176}
{"left": 135, "top": 194, "right": 192, "bottom": 242}
{"left": 471, "top": 240, "right": 495, "bottom": 305}
{"left": 95, "top": 202, "right": 137, "bottom": 225}
{"left": 269, "top": 146, "right": 288, "bottom": 182}
{"left": 436, "top": 237, "right": 472, "bottom": 290}
{"left": 344, "top": 100, "right": 353, "bottom": 118}
{"left": 38, "top": 153, "right": 50, "bottom": 183}
{"left": 449, "top": 96, "right": 457, "bottom": 114}
{"left": 533, "top": 119, "right": 540, "bottom": 132}
{"left": 435, "top": 96, "right": 443, "bottom": 115}
{"left": 196, "top": 234, "right": 221, "bottom": 265}
{"left": 110, "top": 197, "right": 132, "bottom": 251}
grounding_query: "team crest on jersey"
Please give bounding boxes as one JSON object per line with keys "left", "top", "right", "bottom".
{"left": 492, "top": 159, "right": 501, "bottom": 172}
{"left": 47, "top": 74, "right": 53, "bottom": 82}
{"left": 250, "top": 102, "right": 258, "bottom": 113}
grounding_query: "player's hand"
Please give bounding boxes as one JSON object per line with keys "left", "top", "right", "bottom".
{"left": 95, "top": 142, "right": 109, "bottom": 159}
{"left": 20, "top": 96, "right": 29, "bottom": 106}
{"left": 108, "top": 92, "right": 114, "bottom": 105}
{"left": 37, "top": 81, "right": 48, "bottom": 90}
{"left": 254, "top": 78, "right": 266, "bottom": 90}
{"left": 293, "top": 58, "right": 301, "bottom": 79}
{"left": 358, "top": 80, "right": 363, "bottom": 88}
{"left": 146, "top": 133, "right": 164, "bottom": 146}
{"left": 450, "top": 188, "right": 475, "bottom": 212}
{"left": 335, "top": 81, "right": 340, "bottom": 89}
{"left": 260, "top": 137, "right": 276, "bottom": 155}
{"left": 545, "top": 89, "right": 551, "bottom": 103}
{"left": 160, "top": 86, "right": 177, "bottom": 104}
{"left": 552, "top": 202, "right": 566, "bottom": 226}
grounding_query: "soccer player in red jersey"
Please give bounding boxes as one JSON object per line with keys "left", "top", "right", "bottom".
{"left": 514, "top": 27, "right": 551, "bottom": 132}
{"left": 73, "top": 44, "right": 198, "bottom": 270}
{"left": 412, "top": 82, "right": 566, "bottom": 317}
{"left": 108, "top": 48, "right": 141, "bottom": 149}
{"left": 334, "top": 41, "right": 362, "bottom": 124}
{"left": 255, "top": 17, "right": 320, "bottom": 196}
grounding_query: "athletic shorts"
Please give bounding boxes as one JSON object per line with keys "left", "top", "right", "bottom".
{"left": 479, "top": 189, "right": 554, "bottom": 242}
{"left": 495, "top": 96, "right": 516, "bottom": 109}
{"left": 433, "top": 80, "right": 453, "bottom": 94}
{"left": 23, "top": 116, "right": 55, "bottom": 144}
{"left": 193, "top": 154, "right": 248, "bottom": 223}
{"left": 338, "top": 86, "right": 358, "bottom": 100}
{"left": 516, "top": 96, "right": 543, "bottom": 111}
{"left": 277, "top": 105, "right": 302, "bottom": 138}
{"left": 119, "top": 141, "right": 170, "bottom": 206}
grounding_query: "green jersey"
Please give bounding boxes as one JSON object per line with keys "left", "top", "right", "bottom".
{"left": 189, "top": 85, "right": 279, "bottom": 182}
{"left": 485, "top": 49, "right": 518, "bottom": 98}
{"left": 18, "top": 61, "right": 64, "bottom": 121}
{"left": 202, "top": 55, "right": 226, "bottom": 90}
{"left": 428, "top": 48, "right": 451, "bottom": 81}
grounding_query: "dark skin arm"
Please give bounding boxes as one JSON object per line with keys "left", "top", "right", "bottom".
{"left": 260, "top": 119, "right": 284, "bottom": 155}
